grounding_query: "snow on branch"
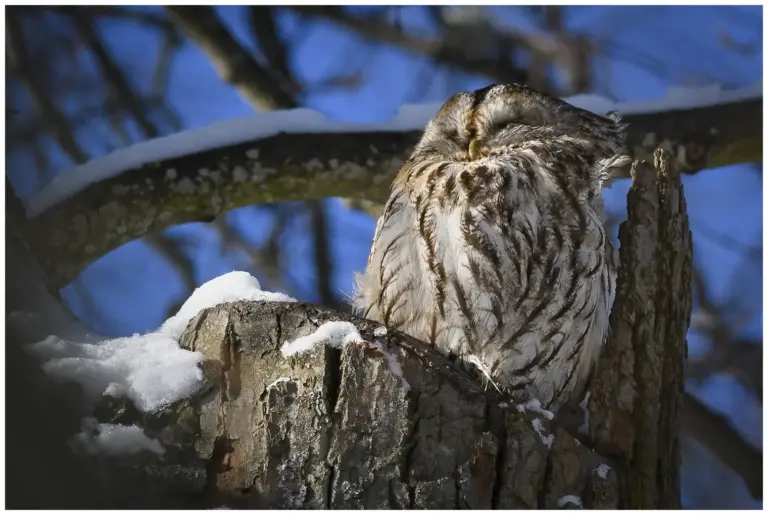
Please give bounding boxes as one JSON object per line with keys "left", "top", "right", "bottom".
{"left": 21, "top": 271, "right": 295, "bottom": 456}
{"left": 27, "top": 81, "right": 760, "bottom": 218}
{"left": 24, "top": 83, "right": 761, "bottom": 290}
{"left": 71, "top": 419, "right": 166, "bottom": 457}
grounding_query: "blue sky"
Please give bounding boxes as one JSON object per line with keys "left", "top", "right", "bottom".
{"left": 9, "top": 6, "right": 762, "bottom": 509}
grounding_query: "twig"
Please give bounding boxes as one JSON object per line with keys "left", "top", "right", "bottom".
{"left": 307, "top": 200, "right": 340, "bottom": 309}
{"left": 71, "top": 8, "right": 160, "bottom": 139}
{"left": 289, "top": 6, "right": 533, "bottom": 86}
{"left": 165, "top": 6, "right": 297, "bottom": 110}
{"left": 248, "top": 6, "right": 300, "bottom": 97}
{"left": 682, "top": 392, "right": 762, "bottom": 499}
{"left": 6, "top": 10, "right": 88, "bottom": 164}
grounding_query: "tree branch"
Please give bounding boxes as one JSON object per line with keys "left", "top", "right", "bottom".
{"left": 165, "top": 6, "right": 297, "bottom": 110}
{"left": 248, "top": 6, "right": 300, "bottom": 97}
{"left": 144, "top": 233, "right": 198, "bottom": 318}
{"left": 6, "top": 9, "right": 88, "bottom": 164}
{"left": 289, "top": 6, "right": 533, "bottom": 87}
{"left": 27, "top": 130, "right": 411, "bottom": 290}
{"left": 306, "top": 199, "right": 340, "bottom": 309}
{"left": 682, "top": 392, "right": 762, "bottom": 500}
{"left": 71, "top": 8, "right": 161, "bottom": 139}
{"left": 26, "top": 93, "right": 760, "bottom": 291}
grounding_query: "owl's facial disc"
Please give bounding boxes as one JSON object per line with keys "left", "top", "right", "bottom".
{"left": 416, "top": 83, "right": 628, "bottom": 165}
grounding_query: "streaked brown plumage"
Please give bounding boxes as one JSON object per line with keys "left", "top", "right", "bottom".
{"left": 353, "top": 84, "right": 630, "bottom": 411}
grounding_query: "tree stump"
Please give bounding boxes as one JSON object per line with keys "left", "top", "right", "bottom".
{"left": 92, "top": 300, "right": 618, "bottom": 509}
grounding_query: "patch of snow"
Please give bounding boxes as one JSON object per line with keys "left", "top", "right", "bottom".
{"left": 30, "top": 331, "right": 204, "bottom": 412}
{"left": 160, "top": 270, "right": 295, "bottom": 340}
{"left": 595, "top": 463, "right": 612, "bottom": 479}
{"left": 567, "top": 80, "right": 762, "bottom": 116}
{"left": 267, "top": 376, "right": 292, "bottom": 389}
{"left": 499, "top": 402, "right": 510, "bottom": 409}
{"left": 29, "top": 271, "right": 291, "bottom": 412}
{"left": 516, "top": 398, "right": 555, "bottom": 420}
{"left": 71, "top": 418, "right": 165, "bottom": 456}
{"left": 373, "top": 326, "right": 388, "bottom": 337}
{"left": 27, "top": 81, "right": 760, "bottom": 217}
{"left": 578, "top": 391, "right": 591, "bottom": 435}
{"left": 280, "top": 321, "right": 409, "bottom": 391}
{"left": 369, "top": 340, "right": 410, "bottom": 392}
{"left": 557, "top": 495, "right": 583, "bottom": 508}
{"left": 531, "top": 418, "right": 555, "bottom": 449}
{"left": 281, "top": 321, "right": 363, "bottom": 357}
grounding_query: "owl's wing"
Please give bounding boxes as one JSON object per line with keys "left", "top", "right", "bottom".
{"left": 352, "top": 188, "right": 422, "bottom": 324}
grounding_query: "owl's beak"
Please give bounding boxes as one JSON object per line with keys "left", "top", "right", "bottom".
{"left": 468, "top": 139, "right": 482, "bottom": 161}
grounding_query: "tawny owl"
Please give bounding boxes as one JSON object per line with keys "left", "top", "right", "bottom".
{"left": 353, "top": 83, "right": 631, "bottom": 412}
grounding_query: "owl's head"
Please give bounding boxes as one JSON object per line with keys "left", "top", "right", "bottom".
{"left": 414, "top": 83, "right": 630, "bottom": 184}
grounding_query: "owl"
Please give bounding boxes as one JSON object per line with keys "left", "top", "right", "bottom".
{"left": 353, "top": 83, "right": 631, "bottom": 412}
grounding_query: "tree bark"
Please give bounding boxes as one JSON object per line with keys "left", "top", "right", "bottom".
{"left": 57, "top": 149, "right": 692, "bottom": 509}
{"left": 586, "top": 149, "right": 692, "bottom": 508}
{"left": 87, "top": 300, "right": 620, "bottom": 509}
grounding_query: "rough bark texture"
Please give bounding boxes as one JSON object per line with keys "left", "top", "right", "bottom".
{"left": 54, "top": 150, "right": 691, "bottom": 509}
{"left": 85, "top": 301, "right": 618, "bottom": 509}
{"left": 586, "top": 150, "right": 692, "bottom": 508}
{"left": 27, "top": 96, "right": 756, "bottom": 290}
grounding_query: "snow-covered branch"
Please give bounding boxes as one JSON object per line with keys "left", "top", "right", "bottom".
{"left": 25, "top": 85, "right": 760, "bottom": 290}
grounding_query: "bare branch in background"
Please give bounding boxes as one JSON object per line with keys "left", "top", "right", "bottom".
{"left": 165, "top": 6, "right": 297, "bottom": 110}
{"left": 9, "top": 98, "right": 164, "bottom": 146}
{"left": 717, "top": 28, "right": 760, "bottom": 56}
{"left": 688, "top": 264, "right": 762, "bottom": 401}
{"left": 293, "top": 6, "right": 600, "bottom": 96}
{"left": 289, "top": 6, "right": 534, "bottom": 89}
{"left": 306, "top": 200, "right": 341, "bottom": 309}
{"left": 71, "top": 8, "right": 160, "bottom": 139}
{"left": 6, "top": 9, "right": 88, "bottom": 164}
{"left": 149, "top": 29, "right": 182, "bottom": 101}
{"left": 692, "top": 219, "right": 762, "bottom": 262}
{"left": 682, "top": 392, "right": 762, "bottom": 500}
{"left": 248, "top": 6, "right": 301, "bottom": 97}
{"left": 41, "top": 5, "right": 178, "bottom": 34}
{"left": 212, "top": 205, "right": 315, "bottom": 301}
